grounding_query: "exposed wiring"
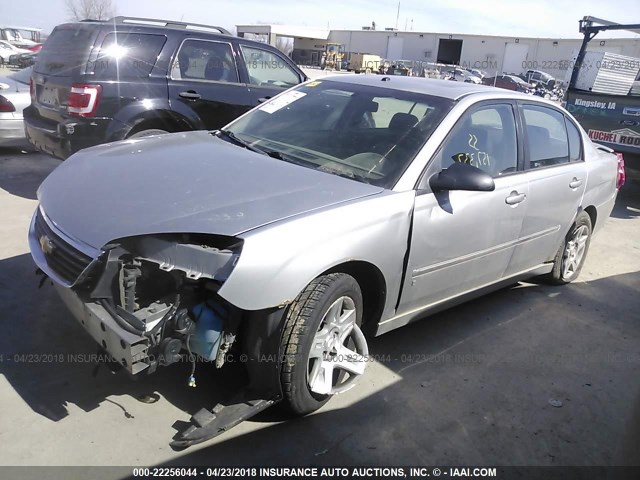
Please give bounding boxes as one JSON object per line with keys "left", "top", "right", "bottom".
{"left": 186, "top": 333, "right": 196, "bottom": 387}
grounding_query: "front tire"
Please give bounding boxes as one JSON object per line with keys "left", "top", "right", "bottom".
{"left": 545, "top": 211, "right": 592, "bottom": 284}
{"left": 280, "top": 273, "right": 368, "bottom": 415}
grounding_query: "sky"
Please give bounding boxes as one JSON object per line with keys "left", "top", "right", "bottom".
{"left": 3, "top": 0, "right": 640, "bottom": 39}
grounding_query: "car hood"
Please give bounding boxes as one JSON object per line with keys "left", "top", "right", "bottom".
{"left": 38, "top": 131, "right": 384, "bottom": 249}
{"left": 0, "top": 76, "right": 29, "bottom": 93}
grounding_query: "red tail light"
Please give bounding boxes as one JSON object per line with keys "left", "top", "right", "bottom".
{"left": 0, "top": 96, "right": 16, "bottom": 112}
{"left": 615, "top": 152, "right": 626, "bottom": 189}
{"left": 67, "top": 84, "right": 102, "bottom": 117}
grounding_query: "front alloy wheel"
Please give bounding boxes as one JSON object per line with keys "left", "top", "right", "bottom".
{"left": 307, "top": 295, "right": 368, "bottom": 395}
{"left": 280, "top": 273, "right": 369, "bottom": 415}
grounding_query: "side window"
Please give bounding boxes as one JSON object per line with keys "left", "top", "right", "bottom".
{"left": 240, "top": 46, "right": 300, "bottom": 88}
{"left": 93, "top": 33, "right": 166, "bottom": 79}
{"left": 438, "top": 104, "right": 518, "bottom": 177}
{"left": 522, "top": 105, "right": 569, "bottom": 168}
{"left": 565, "top": 118, "right": 583, "bottom": 162}
{"left": 171, "top": 40, "right": 238, "bottom": 83}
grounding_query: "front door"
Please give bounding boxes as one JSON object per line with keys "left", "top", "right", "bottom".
{"left": 168, "top": 38, "right": 250, "bottom": 130}
{"left": 398, "top": 102, "right": 528, "bottom": 314}
{"left": 238, "top": 44, "right": 305, "bottom": 106}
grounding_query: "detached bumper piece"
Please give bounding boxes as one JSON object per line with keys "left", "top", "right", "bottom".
{"left": 170, "top": 397, "right": 276, "bottom": 449}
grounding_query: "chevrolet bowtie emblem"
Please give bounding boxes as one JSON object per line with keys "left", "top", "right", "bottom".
{"left": 39, "top": 235, "right": 55, "bottom": 255}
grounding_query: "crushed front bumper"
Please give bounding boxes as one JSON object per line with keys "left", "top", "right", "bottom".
{"left": 54, "top": 284, "right": 152, "bottom": 375}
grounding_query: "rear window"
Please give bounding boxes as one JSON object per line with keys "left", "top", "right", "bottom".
{"left": 523, "top": 105, "right": 570, "bottom": 168}
{"left": 34, "top": 25, "right": 96, "bottom": 76}
{"left": 92, "top": 33, "right": 166, "bottom": 79}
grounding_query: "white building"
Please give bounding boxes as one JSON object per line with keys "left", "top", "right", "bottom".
{"left": 329, "top": 29, "right": 640, "bottom": 78}
{"left": 236, "top": 24, "right": 640, "bottom": 79}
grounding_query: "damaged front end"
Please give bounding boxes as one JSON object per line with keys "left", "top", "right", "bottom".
{"left": 31, "top": 205, "right": 245, "bottom": 376}
{"left": 84, "top": 232, "right": 243, "bottom": 376}
{"left": 30, "top": 207, "right": 286, "bottom": 446}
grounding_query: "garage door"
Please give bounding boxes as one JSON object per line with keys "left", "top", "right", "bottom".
{"left": 502, "top": 43, "right": 529, "bottom": 74}
{"left": 387, "top": 37, "right": 404, "bottom": 60}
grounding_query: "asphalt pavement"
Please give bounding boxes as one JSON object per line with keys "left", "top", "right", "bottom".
{"left": 0, "top": 148, "right": 638, "bottom": 470}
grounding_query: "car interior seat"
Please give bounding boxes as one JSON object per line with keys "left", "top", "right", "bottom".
{"left": 204, "top": 57, "right": 225, "bottom": 81}
{"left": 527, "top": 125, "right": 551, "bottom": 166}
{"left": 388, "top": 112, "right": 419, "bottom": 133}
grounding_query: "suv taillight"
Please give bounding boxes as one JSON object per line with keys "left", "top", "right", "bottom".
{"left": 615, "top": 152, "right": 626, "bottom": 189}
{"left": 67, "top": 84, "right": 102, "bottom": 117}
{"left": 0, "top": 96, "right": 16, "bottom": 112}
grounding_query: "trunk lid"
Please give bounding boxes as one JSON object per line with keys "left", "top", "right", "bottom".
{"left": 32, "top": 24, "right": 98, "bottom": 124}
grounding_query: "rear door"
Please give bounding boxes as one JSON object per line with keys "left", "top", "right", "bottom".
{"left": 31, "top": 24, "right": 98, "bottom": 124}
{"left": 237, "top": 44, "right": 305, "bottom": 105}
{"left": 168, "top": 38, "right": 250, "bottom": 130}
{"left": 507, "top": 102, "right": 587, "bottom": 272}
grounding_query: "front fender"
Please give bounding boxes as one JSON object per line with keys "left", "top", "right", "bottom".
{"left": 217, "top": 190, "right": 415, "bottom": 319}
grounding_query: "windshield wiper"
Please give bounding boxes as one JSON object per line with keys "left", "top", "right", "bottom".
{"left": 319, "top": 167, "right": 371, "bottom": 185}
{"left": 215, "top": 129, "right": 264, "bottom": 154}
{"left": 215, "top": 130, "right": 300, "bottom": 163}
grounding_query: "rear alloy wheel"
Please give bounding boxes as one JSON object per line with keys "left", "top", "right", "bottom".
{"left": 127, "top": 128, "right": 169, "bottom": 139}
{"left": 280, "top": 273, "right": 369, "bottom": 415}
{"left": 545, "top": 211, "right": 592, "bottom": 284}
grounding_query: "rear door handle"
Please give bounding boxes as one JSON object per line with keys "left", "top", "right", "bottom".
{"left": 258, "top": 96, "right": 272, "bottom": 103}
{"left": 505, "top": 191, "right": 526, "bottom": 205}
{"left": 569, "top": 177, "right": 583, "bottom": 189}
{"left": 179, "top": 90, "right": 201, "bottom": 100}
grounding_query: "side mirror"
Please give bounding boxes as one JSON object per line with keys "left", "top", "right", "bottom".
{"left": 429, "top": 162, "right": 495, "bottom": 192}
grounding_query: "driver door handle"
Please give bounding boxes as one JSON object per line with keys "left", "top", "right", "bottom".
{"left": 505, "top": 191, "right": 526, "bottom": 205}
{"left": 569, "top": 177, "right": 583, "bottom": 189}
{"left": 179, "top": 90, "right": 201, "bottom": 100}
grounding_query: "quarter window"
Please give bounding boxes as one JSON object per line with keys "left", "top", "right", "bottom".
{"left": 522, "top": 105, "right": 570, "bottom": 168}
{"left": 438, "top": 104, "right": 518, "bottom": 177}
{"left": 94, "top": 33, "right": 166, "bottom": 79}
{"left": 565, "top": 118, "right": 583, "bottom": 162}
{"left": 240, "top": 46, "right": 300, "bottom": 88}
{"left": 171, "top": 40, "right": 238, "bottom": 83}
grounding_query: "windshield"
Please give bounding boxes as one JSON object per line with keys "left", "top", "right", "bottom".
{"left": 225, "top": 80, "right": 453, "bottom": 188}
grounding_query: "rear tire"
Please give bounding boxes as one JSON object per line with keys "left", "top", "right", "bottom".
{"left": 544, "top": 211, "right": 592, "bottom": 285}
{"left": 280, "top": 273, "right": 367, "bottom": 416}
{"left": 127, "top": 128, "right": 169, "bottom": 139}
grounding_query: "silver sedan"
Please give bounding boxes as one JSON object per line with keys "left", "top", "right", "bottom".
{"left": 0, "top": 67, "right": 31, "bottom": 147}
{"left": 29, "top": 75, "right": 623, "bottom": 446}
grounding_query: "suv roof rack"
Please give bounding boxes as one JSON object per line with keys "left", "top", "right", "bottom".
{"left": 109, "top": 16, "right": 232, "bottom": 36}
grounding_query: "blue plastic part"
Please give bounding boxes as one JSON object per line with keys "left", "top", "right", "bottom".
{"left": 190, "top": 302, "right": 223, "bottom": 361}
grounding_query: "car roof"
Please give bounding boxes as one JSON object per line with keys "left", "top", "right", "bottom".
{"left": 55, "top": 19, "right": 284, "bottom": 52}
{"left": 319, "top": 75, "right": 506, "bottom": 100}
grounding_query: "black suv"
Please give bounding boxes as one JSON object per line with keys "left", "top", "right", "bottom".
{"left": 24, "top": 17, "right": 308, "bottom": 159}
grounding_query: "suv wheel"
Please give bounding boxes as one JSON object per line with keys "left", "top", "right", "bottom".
{"left": 128, "top": 128, "right": 169, "bottom": 139}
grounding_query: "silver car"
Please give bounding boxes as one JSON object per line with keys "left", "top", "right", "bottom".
{"left": 0, "top": 66, "right": 31, "bottom": 147}
{"left": 29, "top": 75, "right": 622, "bottom": 446}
